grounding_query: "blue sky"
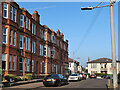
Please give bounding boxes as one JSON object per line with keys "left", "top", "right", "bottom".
{"left": 17, "top": 2, "right": 118, "bottom": 67}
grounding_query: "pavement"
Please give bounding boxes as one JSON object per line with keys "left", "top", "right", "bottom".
{"left": 2, "top": 78, "right": 109, "bottom": 89}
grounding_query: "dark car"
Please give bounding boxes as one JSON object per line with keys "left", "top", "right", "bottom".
{"left": 90, "top": 74, "right": 96, "bottom": 78}
{"left": 79, "top": 73, "right": 86, "bottom": 80}
{"left": 43, "top": 74, "right": 68, "bottom": 87}
{"left": 101, "top": 75, "right": 107, "bottom": 78}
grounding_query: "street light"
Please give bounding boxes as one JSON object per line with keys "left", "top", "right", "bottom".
{"left": 81, "top": 0, "right": 118, "bottom": 89}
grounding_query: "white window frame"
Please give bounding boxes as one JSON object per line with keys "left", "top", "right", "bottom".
{"left": 20, "top": 15, "right": 24, "bottom": 27}
{"left": 3, "top": 28, "right": 7, "bottom": 44}
{"left": 3, "top": 3, "right": 8, "bottom": 18}
{"left": 20, "top": 35, "right": 24, "bottom": 49}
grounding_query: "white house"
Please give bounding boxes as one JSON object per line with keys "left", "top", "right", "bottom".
{"left": 68, "top": 58, "right": 79, "bottom": 74}
{"left": 87, "top": 58, "right": 120, "bottom": 74}
{"left": 78, "top": 65, "right": 82, "bottom": 73}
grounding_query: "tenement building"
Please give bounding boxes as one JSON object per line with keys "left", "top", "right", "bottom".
{"left": 1, "top": 1, "right": 68, "bottom": 76}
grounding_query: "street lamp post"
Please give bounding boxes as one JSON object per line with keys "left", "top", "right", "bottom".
{"left": 81, "top": 0, "right": 118, "bottom": 89}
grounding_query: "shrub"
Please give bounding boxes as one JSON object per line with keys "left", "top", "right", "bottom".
{"left": 4, "top": 74, "right": 15, "bottom": 82}
{"left": 25, "top": 73, "right": 33, "bottom": 80}
{"left": 19, "top": 76, "right": 28, "bottom": 81}
{"left": 14, "top": 76, "right": 21, "bottom": 82}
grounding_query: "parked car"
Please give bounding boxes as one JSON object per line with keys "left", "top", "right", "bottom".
{"left": 101, "top": 75, "right": 107, "bottom": 78}
{"left": 106, "top": 75, "right": 112, "bottom": 79}
{"left": 43, "top": 74, "right": 68, "bottom": 87}
{"left": 79, "top": 73, "right": 86, "bottom": 80}
{"left": 90, "top": 74, "right": 96, "bottom": 78}
{"left": 68, "top": 74, "right": 81, "bottom": 81}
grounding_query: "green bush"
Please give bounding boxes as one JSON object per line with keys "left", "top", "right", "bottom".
{"left": 14, "top": 76, "right": 21, "bottom": 82}
{"left": 95, "top": 73, "right": 111, "bottom": 76}
{"left": 4, "top": 74, "right": 15, "bottom": 82}
{"left": 20, "top": 76, "right": 29, "bottom": 81}
{"left": 25, "top": 73, "right": 33, "bottom": 80}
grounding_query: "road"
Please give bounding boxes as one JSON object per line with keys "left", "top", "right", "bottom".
{"left": 4, "top": 78, "right": 108, "bottom": 89}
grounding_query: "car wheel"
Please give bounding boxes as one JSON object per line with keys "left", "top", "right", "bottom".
{"left": 44, "top": 84, "right": 48, "bottom": 87}
{"left": 65, "top": 81, "right": 68, "bottom": 85}
{"left": 57, "top": 82, "right": 61, "bottom": 86}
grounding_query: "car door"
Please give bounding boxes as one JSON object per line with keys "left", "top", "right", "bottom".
{"left": 59, "top": 74, "right": 64, "bottom": 84}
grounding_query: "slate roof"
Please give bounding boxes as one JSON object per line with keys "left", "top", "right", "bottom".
{"left": 87, "top": 58, "right": 120, "bottom": 63}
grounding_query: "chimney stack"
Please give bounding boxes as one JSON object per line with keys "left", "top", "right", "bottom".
{"left": 88, "top": 57, "right": 90, "bottom": 62}
{"left": 32, "top": 10, "right": 40, "bottom": 23}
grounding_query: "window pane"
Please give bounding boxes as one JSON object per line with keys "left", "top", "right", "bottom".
{"left": 13, "top": 56, "right": 15, "bottom": 71}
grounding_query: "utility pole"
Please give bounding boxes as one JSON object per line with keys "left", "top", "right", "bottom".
{"left": 73, "top": 51, "right": 75, "bottom": 74}
{"left": 110, "top": 0, "right": 118, "bottom": 89}
{"left": 81, "top": 0, "right": 118, "bottom": 89}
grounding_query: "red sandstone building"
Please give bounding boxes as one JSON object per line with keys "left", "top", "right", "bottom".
{"left": 1, "top": 1, "right": 68, "bottom": 76}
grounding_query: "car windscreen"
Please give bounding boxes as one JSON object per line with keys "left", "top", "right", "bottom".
{"left": 71, "top": 74, "right": 78, "bottom": 76}
{"left": 46, "top": 74, "right": 58, "bottom": 78}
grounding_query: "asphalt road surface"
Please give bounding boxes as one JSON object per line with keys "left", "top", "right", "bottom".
{"left": 4, "top": 78, "right": 108, "bottom": 89}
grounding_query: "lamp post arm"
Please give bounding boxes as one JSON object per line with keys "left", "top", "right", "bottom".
{"left": 93, "top": 4, "right": 110, "bottom": 9}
